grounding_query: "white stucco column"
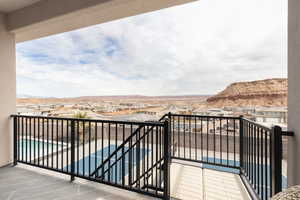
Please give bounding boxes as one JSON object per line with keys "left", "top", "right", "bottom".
{"left": 288, "top": 0, "right": 300, "bottom": 186}
{"left": 0, "top": 13, "right": 16, "bottom": 167}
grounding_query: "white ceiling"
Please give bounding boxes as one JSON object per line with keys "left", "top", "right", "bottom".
{"left": 0, "top": 0, "right": 41, "bottom": 13}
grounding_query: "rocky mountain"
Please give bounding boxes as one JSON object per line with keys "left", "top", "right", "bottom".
{"left": 206, "top": 78, "right": 287, "bottom": 107}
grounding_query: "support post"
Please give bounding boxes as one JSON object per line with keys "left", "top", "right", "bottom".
{"left": 239, "top": 115, "right": 244, "bottom": 172}
{"left": 288, "top": 0, "right": 300, "bottom": 187}
{"left": 271, "top": 126, "right": 282, "bottom": 196}
{"left": 167, "top": 112, "right": 172, "bottom": 159}
{"left": 70, "top": 120, "right": 75, "bottom": 181}
{"left": 0, "top": 14, "right": 16, "bottom": 167}
{"left": 163, "top": 119, "right": 171, "bottom": 200}
{"left": 136, "top": 129, "right": 140, "bottom": 188}
{"left": 13, "top": 117, "right": 17, "bottom": 166}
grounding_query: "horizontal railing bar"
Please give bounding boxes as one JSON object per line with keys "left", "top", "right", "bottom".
{"left": 142, "top": 184, "right": 164, "bottom": 191}
{"left": 242, "top": 118, "right": 272, "bottom": 131}
{"left": 282, "top": 131, "right": 294, "bottom": 136}
{"left": 171, "top": 157, "right": 241, "bottom": 170}
{"left": 169, "top": 113, "right": 240, "bottom": 120}
{"left": 11, "top": 114, "right": 164, "bottom": 126}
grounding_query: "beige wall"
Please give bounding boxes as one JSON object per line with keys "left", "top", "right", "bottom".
{"left": 0, "top": 13, "right": 16, "bottom": 167}
{"left": 288, "top": 0, "right": 300, "bottom": 186}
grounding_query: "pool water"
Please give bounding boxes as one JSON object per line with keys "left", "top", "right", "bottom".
{"left": 19, "top": 139, "right": 64, "bottom": 160}
{"left": 68, "top": 145, "right": 149, "bottom": 183}
{"left": 202, "top": 157, "right": 240, "bottom": 174}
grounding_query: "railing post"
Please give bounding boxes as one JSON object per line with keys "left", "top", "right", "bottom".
{"left": 70, "top": 120, "right": 75, "bottom": 182}
{"left": 13, "top": 116, "right": 18, "bottom": 166}
{"left": 168, "top": 112, "right": 172, "bottom": 119}
{"left": 239, "top": 115, "right": 244, "bottom": 172}
{"left": 136, "top": 129, "right": 140, "bottom": 188}
{"left": 163, "top": 119, "right": 171, "bottom": 200}
{"left": 167, "top": 112, "right": 172, "bottom": 159}
{"left": 271, "top": 125, "right": 282, "bottom": 196}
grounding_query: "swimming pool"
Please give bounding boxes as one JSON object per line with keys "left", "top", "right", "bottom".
{"left": 202, "top": 157, "right": 240, "bottom": 174}
{"left": 68, "top": 145, "right": 149, "bottom": 183}
{"left": 19, "top": 138, "right": 65, "bottom": 160}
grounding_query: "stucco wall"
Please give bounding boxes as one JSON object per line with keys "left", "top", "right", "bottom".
{"left": 288, "top": 0, "right": 300, "bottom": 186}
{"left": 0, "top": 13, "right": 16, "bottom": 167}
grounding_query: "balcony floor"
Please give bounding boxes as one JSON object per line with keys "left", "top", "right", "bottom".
{"left": 170, "top": 161, "right": 250, "bottom": 200}
{"left": 0, "top": 164, "right": 157, "bottom": 200}
{"left": 0, "top": 163, "right": 250, "bottom": 200}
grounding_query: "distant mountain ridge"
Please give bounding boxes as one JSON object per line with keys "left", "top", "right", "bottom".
{"left": 18, "top": 78, "right": 287, "bottom": 107}
{"left": 17, "top": 94, "right": 209, "bottom": 99}
{"left": 17, "top": 95, "right": 209, "bottom": 104}
{"left": 206, "top": 78, "right": 287, "bottom": 107}
{"left": 17, "top": 94, "right": 45, "bottom": 98}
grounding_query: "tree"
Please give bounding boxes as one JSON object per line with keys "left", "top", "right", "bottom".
{"left": 73, "top": 111, "right": 90, "bottom": 119}
{"left": 73, "top": 112, "right": 91, "bottom": 143}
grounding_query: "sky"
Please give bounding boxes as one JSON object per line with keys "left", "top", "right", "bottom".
{"left": 16, "top": 0, "right": 287, "bottom": 98}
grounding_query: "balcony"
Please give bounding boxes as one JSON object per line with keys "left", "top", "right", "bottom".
{"left": 1, "top": 0, "right": 300, "bottom": 199}
{"left": 0, "top": 113, "right": 292, "bottom": 200}
{"left": 0, "top": 162, "right": 248, "bottom": 200}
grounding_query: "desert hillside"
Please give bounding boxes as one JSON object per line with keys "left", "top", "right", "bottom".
{"left": 206, "top": 78, "right": 287, "bottom": 107}
{"left": 17, "top": 95, "right": 208, "bottom": 105}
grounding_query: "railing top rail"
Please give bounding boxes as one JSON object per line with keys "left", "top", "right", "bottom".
{"left": 11, "top": 114, "right": 165, "bottom": 126}
{"left": 282, "top": 131, "right": 294, "bottom": 137}
{"left": 241, "top": 117, "right": 272, "bottom": 131}
{"left": 169, "top": 113, "right": 240, "bottom": 120}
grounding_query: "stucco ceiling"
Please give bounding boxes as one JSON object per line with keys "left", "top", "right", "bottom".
{"left": 0, "top": 0, "right": 41, "bottom": 13}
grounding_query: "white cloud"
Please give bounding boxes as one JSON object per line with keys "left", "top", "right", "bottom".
{"left": 16, "top": 0, "right": 287, "bottom": 97}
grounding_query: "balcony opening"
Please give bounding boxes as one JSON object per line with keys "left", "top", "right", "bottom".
{"left": 2, "top": 0, "right": 288, "bottom": 200}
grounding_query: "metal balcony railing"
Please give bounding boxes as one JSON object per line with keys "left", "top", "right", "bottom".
{"left": 11, "top": 113, "right": 293, "bottom": 200}
{"left": 12, "top": 115, "right": 170, "bottom": 199}
{"left": 167, "top": 113, "right": 293, "bottom": 200}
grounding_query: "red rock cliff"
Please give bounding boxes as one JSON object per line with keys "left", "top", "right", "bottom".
{"left": 206, "top": 78, "right": 287, "bottom": 107}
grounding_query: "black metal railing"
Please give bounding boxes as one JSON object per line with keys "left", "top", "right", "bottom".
{"left": 239, "top": 118, "right": 274, "bottom": 200}
{"left": 239, "top": 118, "right": 291, "bottom": 200}
{"left": 12, "top": 113, "right": 293, "bottom": 200}
{"left": 89, "top": 114, "right": 170, "bottom": 198}
{"left": 12, "top": 115, "right": 170, "bottom": 199}
{"left": 167, "top": 113, "right": 292, "bottom": 200}
{"left": 169, "top": 113, "right": 241, "bottom": 169}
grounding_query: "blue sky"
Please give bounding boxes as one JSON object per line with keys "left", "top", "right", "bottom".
{"left": 16, "top": 0, "right": 287, "bottom": 97}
